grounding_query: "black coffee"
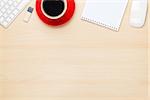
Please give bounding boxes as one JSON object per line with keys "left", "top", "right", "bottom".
{"left": 43, "top": 0, "right": 65, "bottom": 17}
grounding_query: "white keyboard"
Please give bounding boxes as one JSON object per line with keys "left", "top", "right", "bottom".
{"left": 0, "top": 0, "right": 31, "bottom": 28}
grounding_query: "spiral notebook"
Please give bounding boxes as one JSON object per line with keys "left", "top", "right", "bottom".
{"left": 81, "top": 0, "right": 128, "bottom": 31}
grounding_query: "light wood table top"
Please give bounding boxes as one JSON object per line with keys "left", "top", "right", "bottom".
{"left": 0, "top": 0, "right": 149, "bottom": 100}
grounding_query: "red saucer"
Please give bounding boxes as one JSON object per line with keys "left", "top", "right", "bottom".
{"left": 36, "top": 0, "right": 75, "bottom": 26}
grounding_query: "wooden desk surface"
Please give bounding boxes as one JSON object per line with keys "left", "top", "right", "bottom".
{"left": 0, "top": 0, "right": 149, "bottom": 100}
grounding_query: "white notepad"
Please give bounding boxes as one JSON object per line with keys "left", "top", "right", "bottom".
{"left": 81, "top": 0, "right": 128, "bottom": 31}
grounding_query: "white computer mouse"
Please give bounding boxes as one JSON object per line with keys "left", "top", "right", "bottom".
{"left": 129, "top": 0, "right": 148, "bottom": 28}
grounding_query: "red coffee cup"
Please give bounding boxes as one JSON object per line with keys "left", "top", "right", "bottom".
{"left": 36, "top": 0, "right": 75, "bottom": 26}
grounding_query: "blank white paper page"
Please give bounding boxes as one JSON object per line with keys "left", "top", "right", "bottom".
{"left": 81, "top": 0, "right": 128, "bottom": 31}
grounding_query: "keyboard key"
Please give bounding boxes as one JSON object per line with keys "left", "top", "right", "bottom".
{"left": 4, "top": 4, "right": 9, "bottom": 9}
{"left": 3, "top": 13, "right": 8, "bottom": 18}
{"left": 10, "top": 6, "right": 15, "bottom": 10}
{"left": 0, "top": 1, "right": 4, "bottom": 7}
{"left": 0, "top": 17, "right": 4, "bottom": 22}
{"left": 13, "top": 9, "right": 19, "bottom": 15}
{"left": 0, "top": 12, "right": 2, "bottom": 16}
{"left": 14, "top": 1, "right": 18, "bottom": 7}
{"left": 9, "top": 14, "right": 15, "bottom": 19}
{"left": 8, "top": 0, "right": 13, "bottom": 5}
{"left": 2, "top": 21, "right": 9, "bottom": 27}
{"left": 1, "top": 8, "right": 6, "bottom": 13}
{"left": 7, "top": 9, "right": 12, "bottom": 14}
{"left": 6, "top": 17, "right": 12, "bottom": 22}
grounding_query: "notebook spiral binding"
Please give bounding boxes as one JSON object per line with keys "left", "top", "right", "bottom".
{"left": 81, "top": 16, "right": 119, "bottom": 31}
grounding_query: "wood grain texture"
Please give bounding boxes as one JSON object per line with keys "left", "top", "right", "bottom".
{"left": 0, "top": 0, "right": 149, "bottom": 100}
{"left": 148, "top": 1, "right": 150, "bottom": 99}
